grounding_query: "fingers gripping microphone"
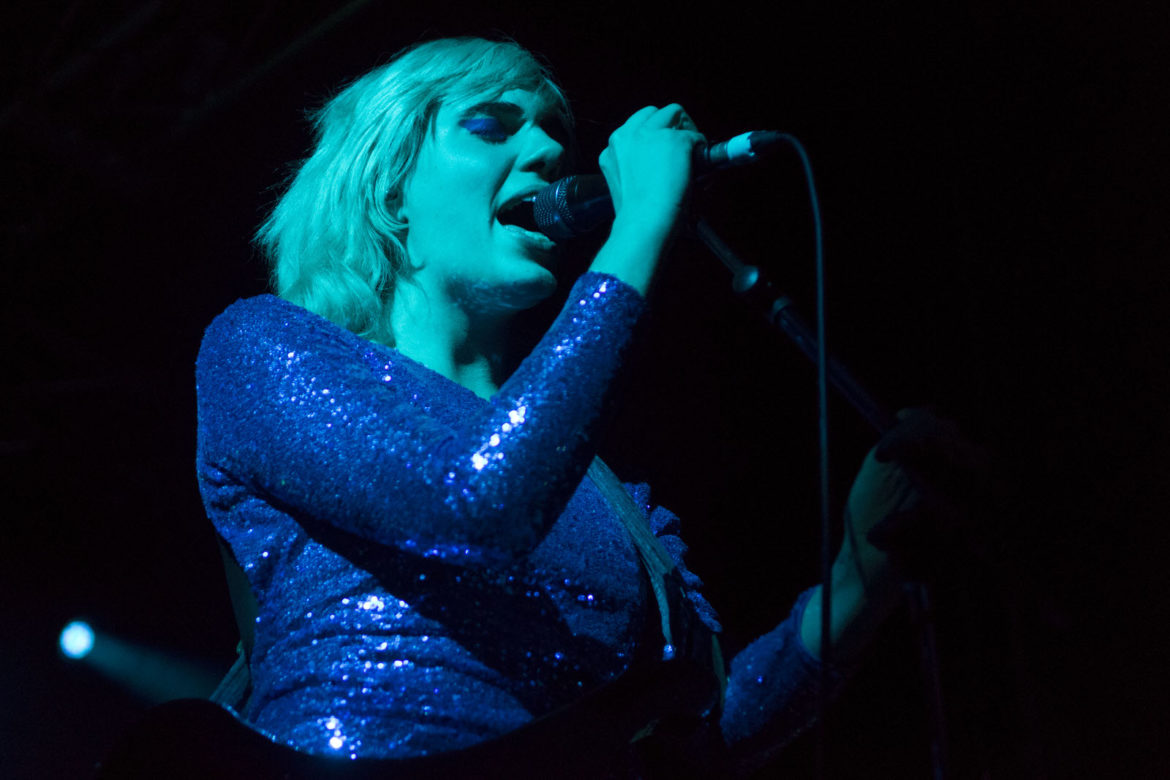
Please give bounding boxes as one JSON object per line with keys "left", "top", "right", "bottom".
{"left": 533, "top": 130, "right": 783, "bottom": 241}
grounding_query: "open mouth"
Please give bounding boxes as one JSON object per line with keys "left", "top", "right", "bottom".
{"left": 496, "top": 196, "right": 542, "bottom": 234}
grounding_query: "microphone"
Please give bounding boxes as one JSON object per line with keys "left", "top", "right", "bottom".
{"left": 533, "top": 130, "right": 783, "bottom": 241}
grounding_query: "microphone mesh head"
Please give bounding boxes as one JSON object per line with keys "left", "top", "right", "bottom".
{"left": 533, "top": 178, "right": 575, "bottom": 242}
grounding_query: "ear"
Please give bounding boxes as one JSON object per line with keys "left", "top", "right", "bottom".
{"left": 386, "top": 189, "right": 408, "bottom": 223}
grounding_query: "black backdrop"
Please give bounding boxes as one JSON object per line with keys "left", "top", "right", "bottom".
{"left": 4, "top": 1, "right": 1168, "bottom": 777}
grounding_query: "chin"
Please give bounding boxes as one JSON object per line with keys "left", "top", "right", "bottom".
{"left": 504, "top": 267, "right": 560, "bottom": 311}
{"left": 455, "top": 267, "right": 558, "bottom": 315}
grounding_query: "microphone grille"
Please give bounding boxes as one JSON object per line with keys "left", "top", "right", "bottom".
{"left": 533, "top": 178, "right": 575, "bottom": 242}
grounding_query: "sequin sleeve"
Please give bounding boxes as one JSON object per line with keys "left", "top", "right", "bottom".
{"left": 718, "top": 587, "right": 853, "bottom": 770}
{"left": 196, "top": 272, "right": 645, "bottom": 563}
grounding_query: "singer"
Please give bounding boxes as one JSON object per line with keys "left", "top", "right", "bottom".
{"left": 193, "top": 36, "right": 955, "bottom": 776}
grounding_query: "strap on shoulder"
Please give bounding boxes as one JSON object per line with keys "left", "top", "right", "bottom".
{"left": 587, "top": 457, "right": 683, "bottom": 661}
{"left": 587, "top": 457, "right": 727, "bottom": 715}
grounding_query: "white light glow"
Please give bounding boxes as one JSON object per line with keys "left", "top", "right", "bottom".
{"left": 59, "top": 621, "right": 94, "bottom": 659}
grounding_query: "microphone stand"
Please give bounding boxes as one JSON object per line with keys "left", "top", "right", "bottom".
{"left": 691, "top": 218, "right": 951, "bottom": 779}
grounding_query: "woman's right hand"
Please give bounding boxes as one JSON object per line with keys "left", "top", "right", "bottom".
{"left": 599, "top": 104, "right": 705, "bottom": 234}
{"left": 589, "top": 104, "right": 705, "bottom": 295}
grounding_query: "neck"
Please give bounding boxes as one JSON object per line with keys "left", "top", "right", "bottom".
{"left": 389, "top": 279, "right": 510, "bottom": 400}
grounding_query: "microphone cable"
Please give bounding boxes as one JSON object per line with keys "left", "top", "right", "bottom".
{"left": 774, "top": 133, "right": 832, "bottom": 779}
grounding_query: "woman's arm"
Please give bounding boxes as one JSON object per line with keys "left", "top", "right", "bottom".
{"left": 716, "top": 454, "right": 912, "bottom": 770}
{"left": 799, "top": 447, "right": 913, "bottom": 662}
{"left": 719, "top": 409, "right": 983, "bottom": 769}
{"left": 196, "top": 272, "right": 644, "bottom": 563}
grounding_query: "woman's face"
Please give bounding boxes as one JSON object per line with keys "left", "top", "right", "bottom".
{"left": 398, "top": 88, "right": 567, "bottom": 314}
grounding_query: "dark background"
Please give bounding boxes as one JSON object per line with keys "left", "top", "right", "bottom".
{"left": 3, "top": 1, "right": 1168, "bottom": 777}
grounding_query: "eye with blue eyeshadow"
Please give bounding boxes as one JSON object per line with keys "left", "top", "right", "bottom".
{"left": 458, "top": 117, "right": 510, "bottom": 144}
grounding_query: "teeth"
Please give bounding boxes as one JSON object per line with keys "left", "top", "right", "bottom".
{"left": 503, "top": 223, "right": 543, "bottom": 237}
{"left": 499, "top": 220, "right": 554, "bottom": 248}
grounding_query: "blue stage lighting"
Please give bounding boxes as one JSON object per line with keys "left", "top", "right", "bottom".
{"left": 60, "top": 620, "right": 95, "bottom": 659}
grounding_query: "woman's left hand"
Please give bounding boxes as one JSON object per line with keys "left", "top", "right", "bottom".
{"left": 842, "top": 407, "right": 990, "bottom": 589}
{"left": 803, "top": 407, "right": 991, "bottom": 660}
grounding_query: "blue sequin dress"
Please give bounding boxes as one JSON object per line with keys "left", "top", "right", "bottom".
{"left": 196, "top": 272, "right": 842, "bottom": 767}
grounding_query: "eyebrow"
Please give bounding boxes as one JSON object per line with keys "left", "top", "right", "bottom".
{"left": 462, "top": 100, "right": 567, "bottom": 129}
{"left": 460, "top": 101, "right": 526, "bottom": 121}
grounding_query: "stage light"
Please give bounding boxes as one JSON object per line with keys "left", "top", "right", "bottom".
{"left": 57, "top": 618, "right": 222, "bottom": 701}
{"left": 60, "top": 620, "right": 95, "bottom": 659}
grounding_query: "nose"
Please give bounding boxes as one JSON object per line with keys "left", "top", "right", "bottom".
{"left": 518, "top": 125, "right": 565, "bottom": 181}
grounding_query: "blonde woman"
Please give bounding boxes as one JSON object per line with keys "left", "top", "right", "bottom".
{"left": 196, "top": 36, "right": 926, "bottom": 775}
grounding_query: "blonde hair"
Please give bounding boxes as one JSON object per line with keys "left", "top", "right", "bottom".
{"left": 255, "top": 37, "right": 570, "bottom": 344}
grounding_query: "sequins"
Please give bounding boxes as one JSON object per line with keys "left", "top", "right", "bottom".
{"left": 356, "top": 595, "right": 385, "bottom": 612}
{"left": 196, "top": 272, "right": 745, "bottom": 760}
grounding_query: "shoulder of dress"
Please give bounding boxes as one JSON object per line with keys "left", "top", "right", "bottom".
{"left": 196, "top": 294, "right": 427, "bottom": 398}
{"left": 208, "top": 294, "right": 303, "bottom": 332}
{"left": 201, "top": 294, "right": 363, "bottom": 355}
